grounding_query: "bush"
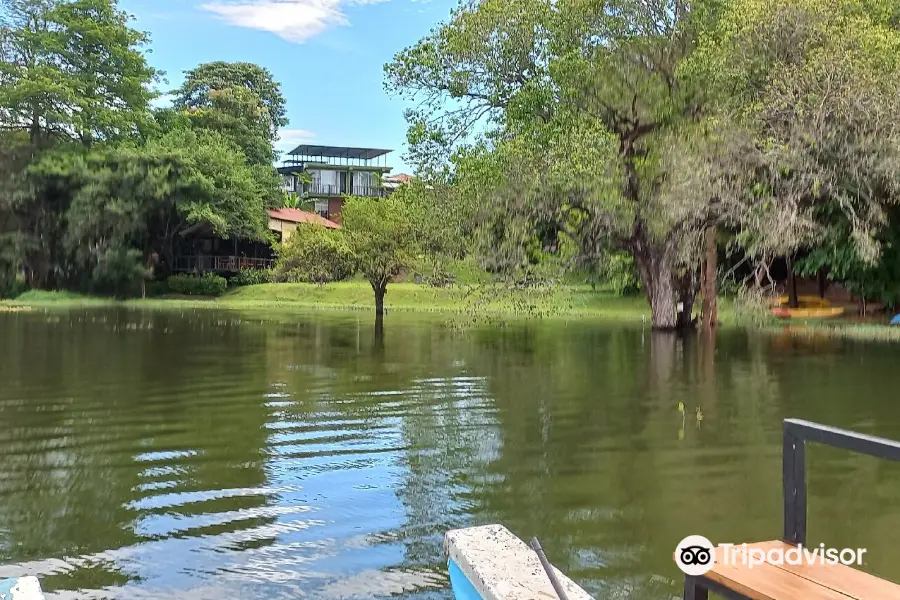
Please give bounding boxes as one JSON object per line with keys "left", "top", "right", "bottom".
{"left": 276, "top": 225, "right": 356, "bottom": 284}
{"left": 139, "top": 279, "right": 169, "bottom": 297}
{"left": 232, "top": 267, "right": 275, "bottom": 286}
{"left": 0, "top": 273, "right": 28, "bottom": 299}
{"left": 587, "top": 252, "right": 642, "bottom": 296}
{"left": 90, "top": 246, "right": 149, "bottom": 298}
{"left": 167, "top": 273, "right": 227, "bottom": 296}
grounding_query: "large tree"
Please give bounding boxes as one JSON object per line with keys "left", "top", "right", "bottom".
{"left": 388, "top": 0, "right": 900, "bottom": 326}
{"left": 0, "top": 0, "right": 159, "bottom": 288}
{"left": 59, "top": 126, "right": 270, "bottom": 292}
{"left": 173, "top": 61, "right": 288, "bottom": 166}
{"left": 678, "top": 0, "right": 900, "bottom": 305}
{"left": 0, "top": 0, "right": 158, "bottom": 146}
{"left": 386, "top": 0, "right": 719, "bottom": 329}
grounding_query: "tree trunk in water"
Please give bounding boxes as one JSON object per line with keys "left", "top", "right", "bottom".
{"left": 700, "top": 226, "right": 718, "bottom": 330}
{"left": 787, "top": 257, "right": 799, "bottom": 309}
{"left": 374, "top": 284, "right": 386, "bottom": 317}
{"left": 635, "top": 248, "right": 684, "bottom": 330}
{"left": 817, "top": 268, "right": 827, "bottom": 299}
{"left": 651, "top": 275, "right": 678, "bottom": 329}
{"left": 677, "top": 290, "right": 695, "bottom": 330}
{"left": 373, "top": 282, "right": 386, "bottom": 341}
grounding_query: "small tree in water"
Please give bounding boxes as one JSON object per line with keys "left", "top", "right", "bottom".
{"left": 341, "top": 196, "right": 415, "bottom": 328}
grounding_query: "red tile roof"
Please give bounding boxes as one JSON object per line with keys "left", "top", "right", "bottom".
{"left": 268, "top": 208, "right": 340, "bottom": 229}
{"left": 384, "top": 173, "right": 414, "bottom": 183}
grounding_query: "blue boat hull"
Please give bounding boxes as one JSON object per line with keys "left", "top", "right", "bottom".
{"left": 448, "top": 558, "right": 483, "bottom": 600}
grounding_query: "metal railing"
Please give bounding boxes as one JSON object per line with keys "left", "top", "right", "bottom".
{"left": 305, "top": 183, "right": 341, "bottom": 196}
{"left": 301, "top": 183, "right": 387, "bottom": 197}
{"left": 683, "top": 419, "right": 900, "bottom": 600}
{"left": 783, "top": 418, "right": 900, "bottom": 545}
{"left": 349, "top": 185, "right": 387, "bottom": 197}
{"left": 174, "top": 255, "right": 274, "bottom": 273}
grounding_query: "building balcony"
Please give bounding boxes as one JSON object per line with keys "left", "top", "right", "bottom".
{"left": 302, "top": 183, "right": 388, "bottom": 197}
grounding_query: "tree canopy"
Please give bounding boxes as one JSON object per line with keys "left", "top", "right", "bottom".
{"left": 173, "top": 61, "right": 288, "bottom": 165}
{"left": 386, "top": 0, "right": 900, "bottom": 325}
{"left": 342, "top": 195, "right": 416, "bottom": 319}
{"left": 0, "top": 1, "right": 286, "bottom": 294}
{"left": 0, "top": 0, "right": 159, "bottom": 146}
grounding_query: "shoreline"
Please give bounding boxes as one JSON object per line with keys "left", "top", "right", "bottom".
{"left": 1, "top": 282, "right": 662, "bottom": 321}
{"left": 5, "top": 283, "right": 900, "bottom": 341}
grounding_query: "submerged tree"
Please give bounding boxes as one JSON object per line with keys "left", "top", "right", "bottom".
{"left": 341, "top": 195, "right": 415, "bottom": 328}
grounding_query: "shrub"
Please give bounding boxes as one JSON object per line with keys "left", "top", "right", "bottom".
{"left": 90, "top": 246, "right": 149, "bottom": 298}
{"left": 143, "top": 279, "right": 170, "bottom": 297}
{"left": 232, "top": 267, "right": 275, "bottom": 286}
{"left": 588, "top": 252, "right": 642, "bottom": 296}
{"left": 276, "top": 225, "right": 356, "bottom": 284}
{"left": 0, "top": 272, "right": 28, "bottom": 299}
{"left": 167, "top": 273, "right": 227, "bottom": 296}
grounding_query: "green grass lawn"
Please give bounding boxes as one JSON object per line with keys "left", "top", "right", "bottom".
{"left": 5, "top": 282, "right": 662, "bottom": 321}
{"left": 14, "top": 282, "right": 900, "bottom": 341}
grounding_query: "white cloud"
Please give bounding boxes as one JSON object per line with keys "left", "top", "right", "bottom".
{"left": 276, "top": 128, "right": 317, "bottom": 152}
{"left": 201, "top": 0, "right": 387, "bottom": 43}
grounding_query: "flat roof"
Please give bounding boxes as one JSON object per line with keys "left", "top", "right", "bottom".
{"left": 286, "top": 144, "right": 392, "bottom": 160}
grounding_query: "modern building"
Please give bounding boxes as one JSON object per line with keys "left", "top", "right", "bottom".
{"left": 278, "top": 144, "right": 394, "bottom": 222}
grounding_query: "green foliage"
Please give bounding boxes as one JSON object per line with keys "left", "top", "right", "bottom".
{"left": 14, "top": 289, "right": 88, "bottom": 302}
{"left": 599, "top": 253, "right": 642, "bottom": 296}
{"left": 232, "top": 267, "right": 276, "bottom": 286}
{"left": 90, "top": 245, "right": 148, "bottom": 297}
{"left": 167, "top": 273, "right": 227, "bottom": 296}
{"left": 0, "top": 271, "right": 27, "bottom": 299}
{"left": 387, "top": 0, "right": 900, "bottom": 327}
{"left": 795, "top": 212, "right": 900, "bottom": 308}
{"left": 385, "top": 0, "right": 717, "bottom": 327}
{"left": 173, "top": 62, "right": 287, "bottom": 187}
{"left": 342, "top": 195, "right": 415, "bottom": 293}
{"left": 685, "top": 0, "right": 900, "bottom": 261}
{"left": 410, "top": 257, "right": 493, "bottom": 287}
{"left": 173, "top": 61, "right": 288, "bottom": 142}
{"left": 400, "top": 179, "right": 475, "bottom": 284}
{"left": 0, "top": 0, "right": 161, "bottom": 290}
{"left": 57, "top": 126, "right": 269, "bottom": 284}
{"left": 275, "top": 225, "right": 356, "bottom": 284}
{"left": 0, "top": 0, "right": 159, "bottom": 146}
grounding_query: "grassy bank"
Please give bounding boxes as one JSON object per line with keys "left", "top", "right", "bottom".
{"left": 5, "top": 282, "right": 664, "bottom": 321}
{"left": 11, "top": 284, "right": 900, "bottom": 342}
{"left": 761, "top": 321, "right": 900, "bottom": 343}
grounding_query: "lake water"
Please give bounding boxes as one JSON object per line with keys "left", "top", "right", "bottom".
{"left": 2, "top": 308, "right": 900, "bottom": 599}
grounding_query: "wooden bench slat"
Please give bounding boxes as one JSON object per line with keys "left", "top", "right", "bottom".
{"left": 703, "top": 548, "right": 852, "bottom": 600}
{"left": 735, "top": 541, "right": 900, "bottom": 600}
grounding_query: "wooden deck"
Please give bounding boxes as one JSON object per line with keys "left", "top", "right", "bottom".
{"left": 686, "top": 541, "right": 900, "bottom": 599}
{"left": 681, "top": 419, "right": 900, "bottom": 600}
{"left": 173, "top": 255, "right": 274, "bottom": 274}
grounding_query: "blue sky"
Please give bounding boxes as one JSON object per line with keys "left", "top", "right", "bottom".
{"left": 120, "top": 0, "right": 455, "bottom": 173}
